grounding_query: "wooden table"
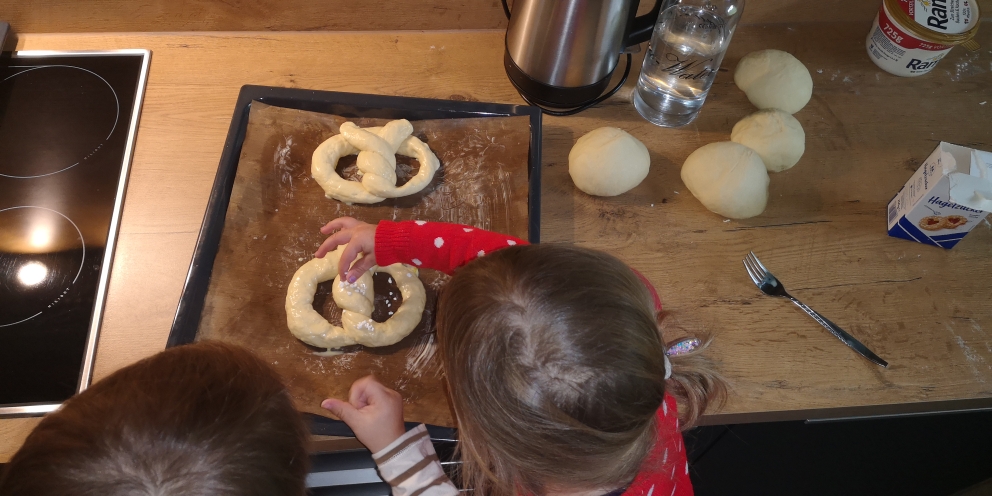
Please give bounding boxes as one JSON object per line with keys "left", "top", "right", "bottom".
{"left": 2, "top": 24, "right": 991, "bottom": 461}
{"left": 0, "top": 0, "right": 911, "bottom": 33}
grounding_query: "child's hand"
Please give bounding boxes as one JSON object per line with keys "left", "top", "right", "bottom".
{"left": 315, "top": 217, "right": 377, "bottom": 283}
{"left": 320, "top": 375, "right": 406, "bottom": 454}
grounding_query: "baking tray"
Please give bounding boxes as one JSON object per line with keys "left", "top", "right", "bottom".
{"left": 166, "top": 85, "right": 541, "bottom": 434}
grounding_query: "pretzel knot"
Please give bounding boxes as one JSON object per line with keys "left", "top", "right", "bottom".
{"left": 286, "top": 246, "right": 426, "bottom": 355}
{"left": 311, "top": 119, "right": 440, "bottom": 204}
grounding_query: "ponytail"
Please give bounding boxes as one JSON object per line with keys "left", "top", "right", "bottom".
{"left": 658, "top": 323, "right": 728, "bottom": 430}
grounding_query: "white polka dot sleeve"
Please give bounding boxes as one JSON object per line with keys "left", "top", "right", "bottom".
{"left": 374, "top": 220, "right": 528, "bottom": 275}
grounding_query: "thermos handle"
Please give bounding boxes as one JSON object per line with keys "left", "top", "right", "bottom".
{"left": 625, "top": 0, "right": 664, "bottom": 46}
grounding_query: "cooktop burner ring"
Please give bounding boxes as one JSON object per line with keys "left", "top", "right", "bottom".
{"left": 0, "top": 49, "right": 149, "bottom": 414}
{"left": 0, "top": 205, "right": 86, "bottom": 328}
{"left": 0, "top": 65, "right": 121, "bottom": 179}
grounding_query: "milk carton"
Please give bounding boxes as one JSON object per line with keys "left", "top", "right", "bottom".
{"left": 887, "top": 142, "right": 992, "bottom": 249}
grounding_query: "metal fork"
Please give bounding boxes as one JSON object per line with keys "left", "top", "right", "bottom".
{"left": 743, "top": 252, "right": 888, "bottom": 368}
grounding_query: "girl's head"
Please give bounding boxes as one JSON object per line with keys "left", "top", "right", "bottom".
{"left": 437, "top": 244, "right": 722, "bottom": 496}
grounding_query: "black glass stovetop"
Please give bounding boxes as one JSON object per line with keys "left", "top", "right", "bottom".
{"left": 0, "top": 50, "right": 148, "bottom": 414}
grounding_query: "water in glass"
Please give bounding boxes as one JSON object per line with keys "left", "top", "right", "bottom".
{"left": 634, "top": 1, "right": 743, "bottom": 127}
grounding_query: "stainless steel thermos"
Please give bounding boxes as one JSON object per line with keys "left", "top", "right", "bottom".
{"left": 504, "top": 0, "right": 661, "bottom": 109}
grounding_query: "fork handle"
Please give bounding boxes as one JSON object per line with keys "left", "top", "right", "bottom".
{"left": 788, "top": 298, "right": 889, "bottom": 368}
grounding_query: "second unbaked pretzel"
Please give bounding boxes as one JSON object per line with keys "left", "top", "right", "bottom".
{"left": 311, "top": 119, "right": 440, "bottom": 204}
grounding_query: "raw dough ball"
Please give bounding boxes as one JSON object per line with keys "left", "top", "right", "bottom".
{"left": 680, "top": 142, "right": 769, "bottom": 219}
{"left": 731, "top": 109, "right": 805, "bottom": 172}
{"left": 568, "top": 127, "right": 650, "bottom": 196}
{"left": 734, "top": 50, "right": 813, "bottom": 114}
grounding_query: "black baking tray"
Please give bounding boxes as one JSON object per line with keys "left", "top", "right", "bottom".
{"left": 168, "top": 85, "right": 542, "bottom": 348}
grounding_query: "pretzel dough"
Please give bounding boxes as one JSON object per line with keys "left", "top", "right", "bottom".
{"left": 730, "top": 109, "right": 805, "bottom": 172}
{"left": 312, "top": 120, "right": 440, "bottom": 204}
{"left": 681, "top": 142, "right": 769, "bottom": 219}
{"left": 734, "top": 49, "right": 813, "bottom": 114}
{"left": 568, "top": 127, "right": 650, "bottom": 196}
{"left": 285, "top": 247, "right": 426, "bottom": 354}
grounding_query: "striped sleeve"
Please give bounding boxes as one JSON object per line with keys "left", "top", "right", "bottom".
{"left": 372, "top": 424, "right": 459, "bottom": 496}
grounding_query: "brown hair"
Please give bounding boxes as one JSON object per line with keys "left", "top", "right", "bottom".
{"left": 437, "top": 244, "right": 725, "bottom": 496}
{"left": 0, "top": 341, "right": 309, "bottom": 496}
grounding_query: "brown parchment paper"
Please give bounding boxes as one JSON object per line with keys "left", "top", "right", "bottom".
{"left": 196, "top": 103, "right": 531, "bottom": 427}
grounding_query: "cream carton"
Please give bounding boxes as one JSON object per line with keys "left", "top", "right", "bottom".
{"left": 887, "top": 142, "right": 992, "bottom": 249}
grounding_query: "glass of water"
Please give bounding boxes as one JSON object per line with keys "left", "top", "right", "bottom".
{"left": 633, "top": 0, "right": 744, "bottom": 127}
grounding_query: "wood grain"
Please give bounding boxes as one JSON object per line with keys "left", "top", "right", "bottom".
{"left": 2, "top": 23, "right": 990, "bottom": 460}
{"left": 4, "top": 0, "right": 990, "bottom": 34}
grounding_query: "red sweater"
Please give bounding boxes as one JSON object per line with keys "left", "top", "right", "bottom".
{"left": 375, "top": 220, "right": 693, "bottom": 496}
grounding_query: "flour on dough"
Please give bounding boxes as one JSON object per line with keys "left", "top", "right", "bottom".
{"left": 285, "top": 246, "right": 426, "bottom": 353}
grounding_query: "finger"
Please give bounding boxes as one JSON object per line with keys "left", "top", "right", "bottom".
{"left": 315, "top": 230, "right": 353, "bottom": 259}
{"left": 320, "top": 398, "right": 359, "bottom": 424}
{"left": 320, "top": 217, "right": 360, "bottom": 235}
{"left": 348, "top": 375, "right": 379, "bottom": 408}
{"left": 344, "top": 254, "right": 377, "bottom": 284}
{"left": 340, "top": 239, "right": 375, "bottom": 282}
{"left": 320, "top": 217, "right": 356, "bottom": 235}
{"left": 354, "top": 376, "right": 400, "bottom": 409}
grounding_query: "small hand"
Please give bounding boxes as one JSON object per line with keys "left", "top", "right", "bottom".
{"left": 320, "top": 375, "right": 406, "bottom": 454}
{"left": 315, "top": 217, "right": 377, "bottom": 283}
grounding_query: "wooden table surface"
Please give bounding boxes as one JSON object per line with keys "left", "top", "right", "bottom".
{"left": 4, "top": 0, "right": 954, "bottom": 33}
{"left": 2, "top": 23, "right": 991, "bottom": 461}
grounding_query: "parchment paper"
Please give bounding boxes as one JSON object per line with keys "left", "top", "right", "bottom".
{"left": 196, "top": 102, "right": 531, "bottom": 427}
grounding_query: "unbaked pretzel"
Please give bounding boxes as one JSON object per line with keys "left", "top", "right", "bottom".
{"left": 285, "top": 246, "right": 426, "bottom": 355}
{"left": 311, "top": 119, "right": 440, "bottom": 204}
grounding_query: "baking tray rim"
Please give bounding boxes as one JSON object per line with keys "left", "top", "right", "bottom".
{"left": 166, "top": 86, "right": 541, "bottom": 435}
{"left": 170, "top": 85, "right": 541, "bottom": 348}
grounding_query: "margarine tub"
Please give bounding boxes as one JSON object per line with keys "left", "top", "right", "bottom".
{"left": 866, "top": 0, "right": 981, "bottom": 77}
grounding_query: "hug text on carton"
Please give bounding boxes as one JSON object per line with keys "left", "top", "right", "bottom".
{"left": 887, "top": 142, "right": 992, "bottom": 249}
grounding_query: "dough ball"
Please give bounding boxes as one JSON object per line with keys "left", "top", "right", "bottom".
{"left": 734, "top": 49, "right": 813, "bottom": 114}
{"left": 731, "top": 109, "right": 806, "bottom": 172}
{"left": 569, "top": 127, "right": 650, "bottom": 196}
{"left": 680, "top": 142, "right": 769, "bottom": 219}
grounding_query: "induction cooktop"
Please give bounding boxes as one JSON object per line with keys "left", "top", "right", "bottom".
{"left": 0, "top": 49, "right": 150, "bottom": 416}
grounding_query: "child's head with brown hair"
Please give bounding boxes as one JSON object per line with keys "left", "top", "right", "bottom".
{"left": 0, "top": 341, "right": 309, "bottom": 496}
{"left": 437, "top": 244, "right": 724, "bottom": 496}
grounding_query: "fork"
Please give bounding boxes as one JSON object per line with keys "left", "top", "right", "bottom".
{"left": 743, "top": 252, "right": 888, "bottom": 368}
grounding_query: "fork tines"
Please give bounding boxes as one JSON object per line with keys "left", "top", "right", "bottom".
{"left": 743, "top": 251, "right": 766, "bottom": 287}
